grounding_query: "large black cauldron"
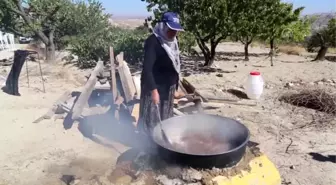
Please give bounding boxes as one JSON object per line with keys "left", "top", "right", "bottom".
{"left": 152, "top": 114, "right": 250, "bottom": 169}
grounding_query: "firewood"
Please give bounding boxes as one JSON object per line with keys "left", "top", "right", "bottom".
{"left": 72, "top": 61, "right": 104, "bottom": 120}
{"left": 110, "top": 47, "right": 118, "bottom": 103}
{"left": 116, "top": 52, "right": 136, "bottom": 103}
{"left": 173, "top": 108, "right": 185, "bottom": 116}
{"left": 33, "top": 90, "right": 71, "bottom": 123}
{"left": 181, "top": 78, "right": 208, "bottom": 102}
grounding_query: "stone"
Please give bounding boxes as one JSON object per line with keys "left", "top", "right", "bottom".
{"left": 70, "top": 179, "right": 81, "bottom": 185}
{"left": 156, "top": 175, "right": 184, "bottom": 185}
{"left": 317, "top": 81, "right": 324, "bottom": 86}
{"left": 181, "top": 169, "right": 203, "bottom": 182}
{"left": 285, "top": 82, "right": 294, "bottom": 88}
{"left": 216, "top": 73, "right": 223, "bottom": 77}
{"left": 326, "top": 79, "right": 333, "bottom": 83}
{"left": 115, "top": 175, "right": 133, "bottom": 185}
{"left": 321, "top": 78, "right": 328, "bottom": 82}
{"left": 234, "top": 65, "right": 238, "bottom": 68}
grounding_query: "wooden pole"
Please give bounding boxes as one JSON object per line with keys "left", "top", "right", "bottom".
{"left": 72, "top": 61, "right": 104, "bottom": 120}
{"left": 110, "top": 47, "right": 117, "bottom": 103}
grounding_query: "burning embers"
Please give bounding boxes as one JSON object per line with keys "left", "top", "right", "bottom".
{"left": 108, "top": 142, "right": 261, "bottom": 185}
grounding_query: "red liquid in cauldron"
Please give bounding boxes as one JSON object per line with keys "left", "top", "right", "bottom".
{"left": 172, "top": 133, "right": 232, "bottom": 155}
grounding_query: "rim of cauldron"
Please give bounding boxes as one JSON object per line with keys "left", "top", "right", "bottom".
{"left": 152, "top": 114, "right": 250, "bottom": 156}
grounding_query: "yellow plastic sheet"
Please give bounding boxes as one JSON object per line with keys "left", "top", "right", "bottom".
{"left": 213, "top": 155, "right": 281, "bottom": 185}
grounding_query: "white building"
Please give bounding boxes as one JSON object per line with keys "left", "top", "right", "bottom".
{"left": 0, "top": 31, "right": 15, "bottom": 51}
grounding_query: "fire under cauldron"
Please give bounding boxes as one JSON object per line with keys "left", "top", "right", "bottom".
{"left": 152, "top": 114, "right": 250, "bottom": 168}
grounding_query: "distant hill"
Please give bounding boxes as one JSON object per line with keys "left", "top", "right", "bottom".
{"left": 305, "top": 13, "right": 336, "bottom": 31}
{"left": 109, "top": 18, "right": 144, "bottom": 29}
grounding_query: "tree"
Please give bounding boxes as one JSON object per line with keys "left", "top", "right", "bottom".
{"left": 281, "top": 16, "right": 311, "bottom": 44}
{"left": 231, "top": 0, "right": 270, "bottom": 61}
{"left": 307, "top": 18, "right": 336, "bottom": 61}
{"left": 0, "top": 0, "right": 71, "bottom": 62}
{"left": 260, "top": 1, "right": 304, "bottom": 66}
{"left": 142, "top": 0, "right": 235, "bottom": 66}
{"left": 54, "top": 0, "right": 110, "bottom": 50}
{"left": 0, "top": 0, "right": 109, "bottom": 63}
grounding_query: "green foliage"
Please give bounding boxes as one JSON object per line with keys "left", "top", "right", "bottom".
{"left": 280, "top": 16, "right": 311, "bottom": 44}
{"left": 305, "top": 18, "right": 336, "bottom": 52}
{"left": 0, "top": 0, "right": 71, "bottom": 39}
{"left": 143, "top": 0, "right": 234, "bottom": 66}
{"left": 231, "top": 0, "right": 268, "bottom": 44}
{"left": 260, "top": 1, "right": 304, "bottom": 45}
{"left": 178, "top": 31, "right": 197, "bottom": 55}
{"left": 54, "top": 0, "right": 111, "bottom": 49}
{"left": 70, "top": 27, "right": 149, "bottom": 68}
{"left": 0, "top": 0, "right": 110, "bottom": 62}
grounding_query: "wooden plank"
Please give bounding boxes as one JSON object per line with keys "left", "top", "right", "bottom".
{"left": 131, "top": 103, "right": 140, "bottom": 126}
{"left": 72, "top": 61, "right": 104, "bottom": 120}
{"left": 110, "top": 47, "right": 118, "bottom": 103}
{"left": 207, "top": 97, "right": 257, "bottom": 106}
{"left": 114, "top": 94, "right": 124, "bottom": 120}
{"left": 173, "top": 108, "right": 185, "bottom": 116}
{"left": 178, "top": 80, "right": 188, "bottom": 94}
{"left": 33, "top": 90, "right": 71, "bottom": 123}
{"left": 116, "top": 52, "right": 136, "bottom": 103}
{"left": 181, "top": 78, "right": 208, "bottom": 102}
{"left": 132, "top": 74, "right": 141, "bottom": 100}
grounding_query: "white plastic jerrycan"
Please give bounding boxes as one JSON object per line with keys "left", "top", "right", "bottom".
{"left": 245, "top": 71, "right": 264, "bottom": 100}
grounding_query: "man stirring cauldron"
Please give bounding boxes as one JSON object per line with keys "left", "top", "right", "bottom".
{"left": 139, "top": 12, "right": 184, "bottom": 138}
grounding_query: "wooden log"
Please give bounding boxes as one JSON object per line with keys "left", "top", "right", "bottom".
{"left": 110, "top": 47, "right": 118, "bottom": 103}
{"left": 116, "top": 52, "right": 136, "bottom": 103}
{"left": 33, "top": 90, "right": 71, "bottom": 123}
{"left": 173, "top": 108, "right": 185, "bottom": 116}
{"left": 72, "top": 61, "right": 104, "bottom": 120}
{"left": 4, "top": 50, "right": 31, "bottom": 96}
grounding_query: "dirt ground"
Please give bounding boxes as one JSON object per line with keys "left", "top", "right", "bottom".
{"left": 0, "top": 42, "right": 335, "bottom": 185}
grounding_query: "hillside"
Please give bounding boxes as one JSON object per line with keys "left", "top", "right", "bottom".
{"left": 306, "top": 12, "right": 336, "bottom": 30}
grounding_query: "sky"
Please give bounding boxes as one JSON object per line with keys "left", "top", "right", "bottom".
{"left": 100, "top": 0, "right": 336, "bottom": 17}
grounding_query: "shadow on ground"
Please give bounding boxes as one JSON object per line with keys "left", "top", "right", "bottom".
{"left": 226, "top": 89, "right": 249, "bottom": 99}
{"left": 308, "top": 152, "right": 336, "bottom": 163}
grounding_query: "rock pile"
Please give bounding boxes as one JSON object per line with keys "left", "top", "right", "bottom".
{"left": 284, "top": 78, "right": 336, "bottom": 88}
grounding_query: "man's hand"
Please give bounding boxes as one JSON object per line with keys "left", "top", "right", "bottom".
{"left": 151, "top": 89, "right": 160, "bottom": 105}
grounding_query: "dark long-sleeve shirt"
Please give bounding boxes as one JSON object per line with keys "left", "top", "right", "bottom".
{"left": 141, "top": 34, "right": 179, "bottom": 94}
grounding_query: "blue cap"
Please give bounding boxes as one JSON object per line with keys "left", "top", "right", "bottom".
{"left": 161, "top": 12, "right": 184, "bottom": 31}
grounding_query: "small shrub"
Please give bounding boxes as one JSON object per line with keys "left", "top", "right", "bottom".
{"left": 277, "top": 45, "right": 305, "bottom": 55}
{"left": 69, "top": 27, "right": 148, "bottom": 68}
{"left": 279, "top": 89, "right": 336, "bottom": 115}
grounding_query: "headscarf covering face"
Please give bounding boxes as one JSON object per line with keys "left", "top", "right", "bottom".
{"left": 153, "top": 22, "right": 181, "bottom": 74}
